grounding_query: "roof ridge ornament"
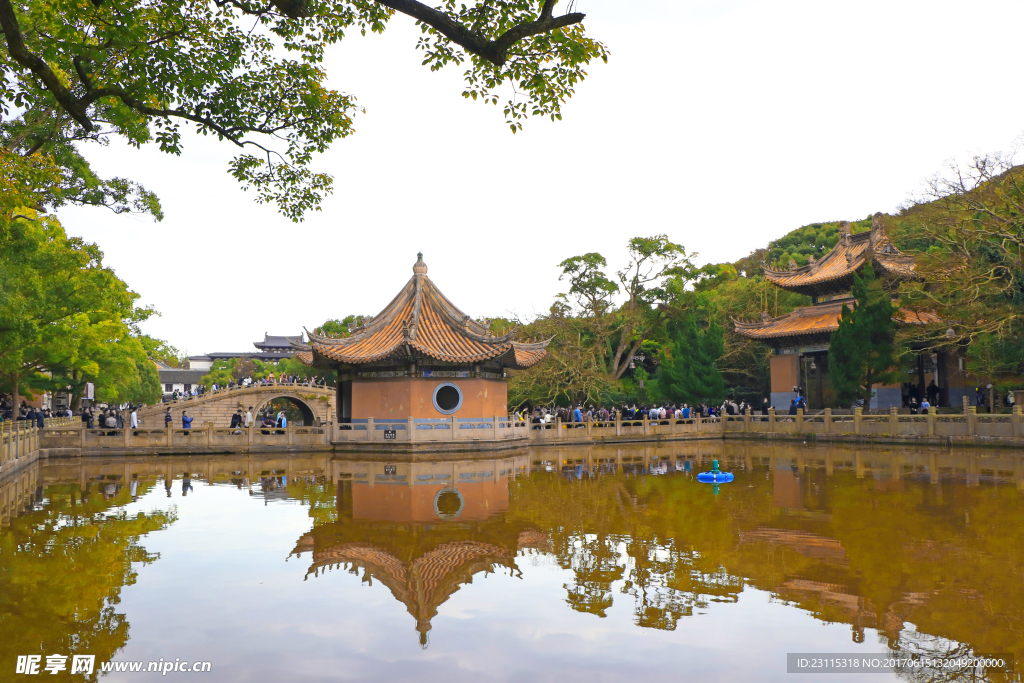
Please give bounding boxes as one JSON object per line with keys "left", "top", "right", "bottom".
{"left": 413, "top": 252, "right": 428, "bottom": 275}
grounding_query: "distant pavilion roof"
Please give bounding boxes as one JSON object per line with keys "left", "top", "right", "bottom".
{"left": 255, "top": 333, "right": 303, "bottom": 350}
{"left": 733, "top": 299, "right": 942, "bottom": 344}
{"left": 763, "top": 214, "right": 917, "bottom": 297}
{"left": 293, "top": 254, "right": 550, "bottom": 370}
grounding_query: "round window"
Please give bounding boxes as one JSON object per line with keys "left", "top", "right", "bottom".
{"left": 433, "top": 487, "right": 464, "bottom": 519}
{"left": 432, "top": 382, "right": 463, "bottom": 414}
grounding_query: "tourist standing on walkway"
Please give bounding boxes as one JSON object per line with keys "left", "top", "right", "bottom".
{"left": 245, "top": 407, "right": 253, "bottom": 427}
{"left": 181, "top": 410, "right": 193, "bottom": 430}
{"left": 130, "top": 408, "right": 139, "bottom": 430}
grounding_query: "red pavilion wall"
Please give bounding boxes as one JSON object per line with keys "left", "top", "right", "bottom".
{"left": 351, "top": 377, "right": 508, "bottom": 420}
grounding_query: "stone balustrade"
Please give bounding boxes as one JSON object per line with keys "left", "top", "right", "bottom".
{"left": 0, "top": 417, "right": 76, "bottom": 476}
{"left": 525, "top": 405, "right": 1024, "bottom": 445}
{"left": 11, "top": 406, "right": 1024, "bottom": 463}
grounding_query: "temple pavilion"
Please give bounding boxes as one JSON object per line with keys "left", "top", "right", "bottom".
{"left": 293, "top": 254, "right": 549, "bottom": 425}
{"left": 733, "top": 214, "right": 962, "bottom": 410}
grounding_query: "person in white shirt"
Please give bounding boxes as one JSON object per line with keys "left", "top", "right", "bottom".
{"left": 245, "top": 407, "right": 253, "bottom": 427}
{"left": 130, "top": 408, "right": 139, "bottom": 429}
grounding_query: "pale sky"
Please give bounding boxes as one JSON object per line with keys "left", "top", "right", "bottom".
{"left": 57, "top": 0, "right": 1024, "bottom": 356}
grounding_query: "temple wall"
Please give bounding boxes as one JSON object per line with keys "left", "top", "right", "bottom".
{"left": 770, "top": 355, "right": 799, "bottom": 410}
{"left": 352, "top": 378, "right": 508, "bottom": 420}
{"left": 770, "top": 355, "right": 799, "bottom": 393}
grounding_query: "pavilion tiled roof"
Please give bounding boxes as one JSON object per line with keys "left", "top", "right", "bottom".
{"left": 301, "top": 539, "right": 515, "bottom": 644}
{"left": 763, "top": 214, "right": 917, "bottom": 295}
{"left": 733, "top": 300, "right": 942, "bottom": 341}
{"left": 293, "top": 254, "right": 550, "bottom": 370}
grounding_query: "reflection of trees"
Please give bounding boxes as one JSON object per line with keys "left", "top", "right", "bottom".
{"left": 285, "top": 475, "right": 338, "bottom": 527}
{"left": 620, "top": 539, "right": 742, "bottom": 630}
{"left": 888, "top": 632, "right": 1010, "bottom": 683}
{"left": 510, "top": 471, "right": 753, "bottom": 631}
{"left": 559, "top": 533, "right": 623, "bottom": 617}
{"left": 0, "top": 483, "right": 174, "bottom": 681}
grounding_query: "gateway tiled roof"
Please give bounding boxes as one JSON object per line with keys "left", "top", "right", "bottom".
{"left": 733, "top": 300, "right": 942, "bottom": 341}
{"left": 293, "top": 254, "right": 550, "bottom": 369}
{"left": 255, "top": 333, "right": 303, "bottom": 349}
{"left": 764, "top": 214, "right": 917, "bottom": 294}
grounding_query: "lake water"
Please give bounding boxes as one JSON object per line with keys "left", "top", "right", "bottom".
{"left": 2, "top": 442, "right": 1022, "bottom": 682}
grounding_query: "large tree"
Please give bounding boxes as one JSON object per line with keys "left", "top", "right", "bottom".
{"left": 0, "top": 0, "right": 607, "bottom": 221}
{"left": 828, "top": 263, "right": 900, "bottom": 411}
{"left": 558, "top": 236, "right": 698, "bottom": 381}
{"left": 895, "top": 153, "right": 1024, "bottom": 382}
{"left": 0, "top": 211, "right": 160, "bottom": 407}
{"left": 659, "top": 313, "right": 725, "bottom": 406}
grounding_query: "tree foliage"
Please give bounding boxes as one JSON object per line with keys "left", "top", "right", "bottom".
{"left": 894, "top": 152, "right": 1024, "bottom": 381}
{"left": 0, "top": 0, "right": 606, "bottom": 220}
{"left": 0, "top": 211, "right": 160, "bottom": 407}
{"left": 659, "top": 313, "right": 725, "bottom": 406}
{"left": 828, "top": 264, "right": 900, "bottom": 409}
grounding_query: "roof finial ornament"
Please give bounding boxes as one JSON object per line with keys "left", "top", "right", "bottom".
{"left": 760, "top": 311, "right": 771, "bottom": 322}
{"left": 413, "top": 252, "right": 428, "bottom": 275}
{"left": 788, "top": 259, "right": 798, "bottom": 272}
{"left": 839, "top": 221, "right": 851, "bottom": 245}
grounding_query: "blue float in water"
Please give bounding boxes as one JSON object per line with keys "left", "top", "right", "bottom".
{"left": 696, "top": 460, "right": 734, "bottom": 484}
{"left": 696, "top": 471, "right": 734, "bottom": 483}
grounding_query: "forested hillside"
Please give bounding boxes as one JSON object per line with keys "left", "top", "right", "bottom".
{"left": 504, "top": 157, "right": 1023, "bottom": 409}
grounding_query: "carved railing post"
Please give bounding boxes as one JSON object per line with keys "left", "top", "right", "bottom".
{"left": 889, "top": 407, "right": 898, "bottom": 436}
{"left": 854, "top": 407, "right": 863, "bottom": 435}
{"left": 967, "top": 407, "right": 976, "bottom": 437}
{"left": 1012, "top": 405, "right": 1022, "bottom": 441}
{"left": 824, "top": 408, "right": 832, "bottom": 434}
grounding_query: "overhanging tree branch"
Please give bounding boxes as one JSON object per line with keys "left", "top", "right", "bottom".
{"left": 373, "top": 0, "right": 584, "bottom": 66}
{"left": 0, "top": 0, "right": 93, "bottom": 130}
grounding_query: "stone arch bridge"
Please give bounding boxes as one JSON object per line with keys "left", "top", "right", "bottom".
{"left": 136, "top": 384, "right": 335, "bottom": 428}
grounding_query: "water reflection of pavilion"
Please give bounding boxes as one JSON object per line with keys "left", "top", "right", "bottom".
{"left": 292, "top": 455, "right": 542, "bottom": 646}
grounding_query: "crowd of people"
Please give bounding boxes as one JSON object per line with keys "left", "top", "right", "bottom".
{"left": 516, "top": 398, "right": 771, "bottom": 425}
{"left": 1, "top": 397, "right": 74, "bottom": 425}
{"left": 79, "top": 405, "right": 142, "bottom": 431}
{"left": 159, "top": 405, "right": 292, "bottom": 434}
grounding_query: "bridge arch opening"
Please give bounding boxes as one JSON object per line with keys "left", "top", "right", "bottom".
{"left": 255, "top": 395, "right": 317, "bottom": 426}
